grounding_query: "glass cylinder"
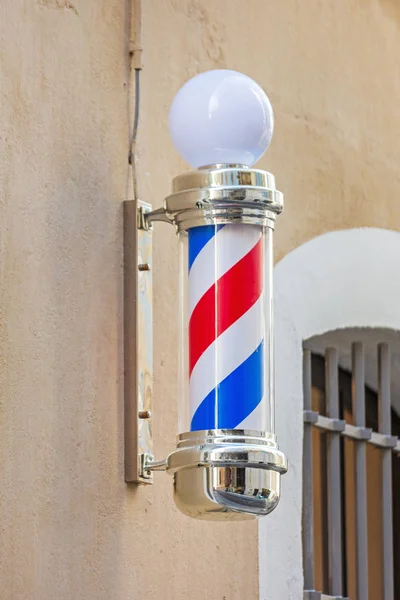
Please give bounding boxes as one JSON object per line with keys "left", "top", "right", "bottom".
{"left": 178, "top": 223, "right": 274, "bottom": 435}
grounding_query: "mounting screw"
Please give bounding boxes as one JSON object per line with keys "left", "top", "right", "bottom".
{"left": 138, "top": 410, "right": 152, "bottom": 419}
{"left": 138, "top": 263, "right": 151, "bottom": 271}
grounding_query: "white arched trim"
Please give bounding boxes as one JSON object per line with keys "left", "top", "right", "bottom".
{"left": 259, "top": 228, "right": 400, "bottom": 600}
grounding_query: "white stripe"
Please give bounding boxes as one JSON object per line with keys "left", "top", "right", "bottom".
{"left": 189, "top": 224, "right": 261, "bottom": 315}
{"left": 189, "top": 296, "right": 264, "bottom": 419}
{"left": 236, "top": 397, "right": 267, "bottom": 431}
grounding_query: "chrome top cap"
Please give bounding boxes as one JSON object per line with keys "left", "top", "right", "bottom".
{"left": 171, "top": 164, "right": 277, "bottom": 195}
{"left": 165, "top": 165, "right": 284, "bottom": 231}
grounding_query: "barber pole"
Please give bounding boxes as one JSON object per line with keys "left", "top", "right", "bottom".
{"left": 129, "top": 70, "right": 288, "bottom": 520}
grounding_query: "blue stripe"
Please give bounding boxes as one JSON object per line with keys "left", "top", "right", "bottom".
{"left": 190, "top": 341, "right": 264, "bottom": 431}
{"left": 188, "top": 225, "right": 224, "bottom": 271}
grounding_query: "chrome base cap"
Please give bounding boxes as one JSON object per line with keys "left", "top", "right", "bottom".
{"left": 174, "top": 465, "right": 281, "bottom": 521}
{"left": 166, "top": 430, "right": 288, "bottom": 521}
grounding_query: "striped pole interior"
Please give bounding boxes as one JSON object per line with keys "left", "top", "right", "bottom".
{"left": 188, "top": 223, "right": 266, "bottom": 431}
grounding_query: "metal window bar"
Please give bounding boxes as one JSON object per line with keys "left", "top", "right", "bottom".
{"left": 303, "top": 350, "right": 315, "bottom": 593}
{"left": 378, "top": 343, "right": 394, "bottom": 600}
{"left": 303, "top": 343, "right": 398, "bottom": 600}
{"left": 325, "top": 348, "right": 344, "bottom": 598}
{"left": 352, "top": 343, "right": 368, "bottom": 600}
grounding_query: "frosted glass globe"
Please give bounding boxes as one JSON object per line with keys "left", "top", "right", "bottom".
{"left": 169, "top": 69, "right": 274, "bottom": 169}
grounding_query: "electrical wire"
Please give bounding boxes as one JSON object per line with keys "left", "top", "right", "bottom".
{"left": 129, "top": 68, "right": 141, "bottom": 200}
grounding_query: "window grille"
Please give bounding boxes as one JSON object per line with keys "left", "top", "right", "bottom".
{"left": 302, "top": 343, "right": 400, "bottom": 600}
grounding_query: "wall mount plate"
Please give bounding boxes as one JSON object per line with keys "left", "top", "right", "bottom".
{"left": 124, "top": 199, "right": 153, "bottom": 484}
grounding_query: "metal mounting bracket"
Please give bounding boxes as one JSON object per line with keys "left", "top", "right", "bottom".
{"left": 124, "top": 199, "right": 154, "bottom": 483}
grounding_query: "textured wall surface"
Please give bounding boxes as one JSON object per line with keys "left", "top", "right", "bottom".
{"left": 0, "top": 1, "right": 259, "bottom": 599}
{"left": 2, "top": 0, "right": 400, "bottom": 599}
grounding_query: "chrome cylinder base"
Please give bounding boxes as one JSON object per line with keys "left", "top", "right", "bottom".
{"left": 165, "top": 430, "right": 287, "bottom": 521}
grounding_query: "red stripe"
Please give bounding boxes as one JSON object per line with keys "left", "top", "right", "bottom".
{"left": 189, "top": 238, "right": 263, "bottom": 375}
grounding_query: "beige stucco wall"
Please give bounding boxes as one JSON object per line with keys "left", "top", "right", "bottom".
{"left": 2, "top": 1, "right": 400, "bottom": 599}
